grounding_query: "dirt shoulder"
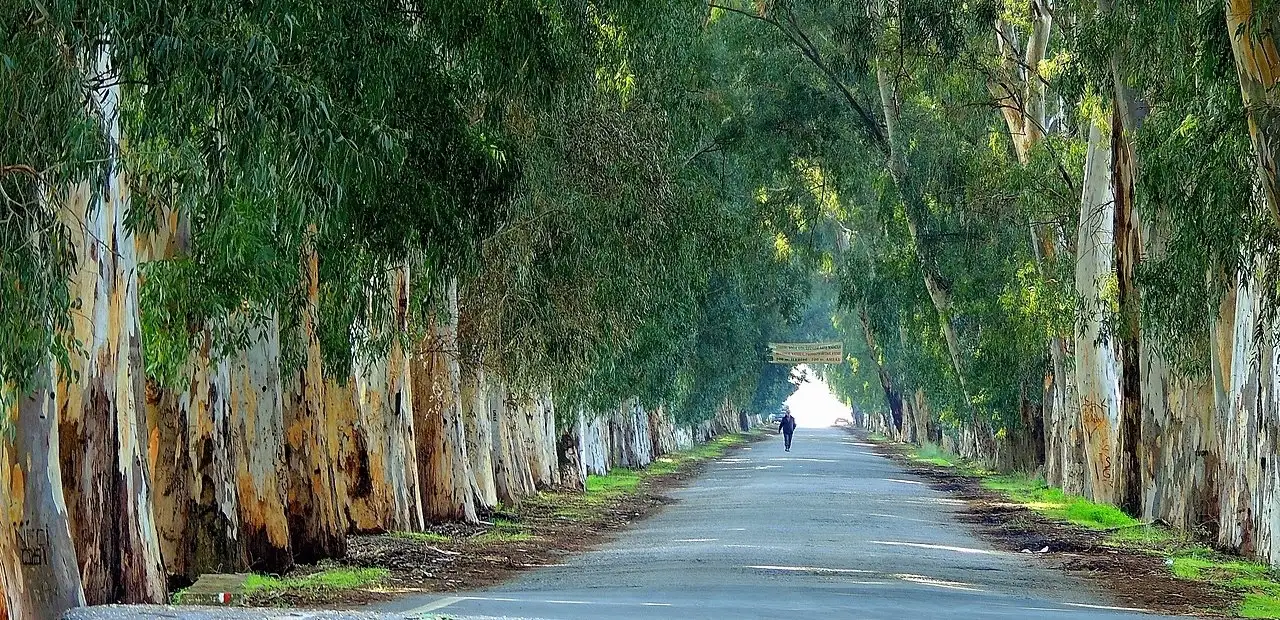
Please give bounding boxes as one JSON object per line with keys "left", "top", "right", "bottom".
{"left": 850, "top": 429, "right": 1238, "bottom": 618}
{"left": 232, "top": 430, "right": 767, "bottom": 609}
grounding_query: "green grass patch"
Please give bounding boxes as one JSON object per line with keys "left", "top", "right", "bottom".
{"left": 868, "top": 432, "right": 888, "bottom": 442}
{"left": 1168, "top": 550, "right": 1280, "bottom": 618}
{"left": 982, "top": 474, "right": 1138, "bottom": 530}
{"left": 471, "top": 518, "right": 535, "bottom": 544}
{"left": 243, "top": 567, "right": 388, "bottom": 595}
{"left": 391, "top": 531, "right": 450, "bottom": 543}
{"left": 587, "top": 468, "right": 641, "bottom": 495}
{"left": 911, "top": 443, "right": 957, "bottom": 468}
{"left": 1105, "top": 524, "right": 1179, "bottom": 549}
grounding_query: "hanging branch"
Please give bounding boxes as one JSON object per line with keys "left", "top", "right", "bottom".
{"left": 707, "top": 1, "right": 890, "bottom": 155}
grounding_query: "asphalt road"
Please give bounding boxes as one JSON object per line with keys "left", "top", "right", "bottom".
{"left": 68, "top": 428, "right": 1185, "bottom": 620}
{"left": 377, "top": 428, "right": 1182, "bottom": 620}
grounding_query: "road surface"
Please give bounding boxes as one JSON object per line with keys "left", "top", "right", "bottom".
{"left": 69, "top": 428, "right": 1183, "bottom": 619}
{"left": 378, "top": 428, "right": 1178, "bottom": 619}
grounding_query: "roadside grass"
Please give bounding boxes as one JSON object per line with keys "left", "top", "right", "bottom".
{"left": 587, "top": 468, "right": 642, "bottom": 496}
{"left": 863, "top": 432, "right": 1280, "bottom": 617}
{"left": 895, "top": 440, "right": 992, "bottom": 476}
{"left": 585, "top": 432, "right": 750, "bottom": 496}
{"left": 471, "top": 518, "right": 535, "bottom": 544}
{"left": 244, "top": 567, "right": 389, "bottom": 597}
{"left": 392, "top": 531, "right": 451, "bottom": 544}
{"left": 982, "top": 474, "right": 1138, "bottom": 530}
{"left": 223, "top": 430, "right": 759, "bottom": 607}
{"left": 912, "top": 443, "right": 959, "bottom": 468}
{"left": 1168, "top": 549, "right": 1280, "bottom": 618}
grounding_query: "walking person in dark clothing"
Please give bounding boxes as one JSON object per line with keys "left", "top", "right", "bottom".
{"left": 778, "top": 407, "right": 797, "bottom": 452}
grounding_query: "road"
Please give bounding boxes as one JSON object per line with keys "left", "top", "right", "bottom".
{"left": 378, "top": 428, "right": 1180, "bottom": 620}
{"left": 68, "top": 428, "right": 1183, "bottom": 620}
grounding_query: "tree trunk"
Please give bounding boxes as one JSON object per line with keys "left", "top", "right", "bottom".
{"left": 580, "top": 412, "right": 610, "bottom": 476}
{"left": 56, "top": 50, "right": 166, "bottom": 601}
{"left": 283, "top": 233, "right": 346, "bottom": 561}
{"left": 339, "top": 266, "right": 423, "bottom": 533}
{"left": 2, "top": 369, "right": 86, "bottom": 619}
{"left": 412, "top": 280, "right": 477, "bottom": 523}
{"left": 505, "top": 395, "right": 538, "bottom": 494}
{"left": 542, "top": 393, "right": 561, "bottom": 487}
{"left": 488, "top": 378, "right": 516, "bottom": 506}
{"left": 1109, "top": 105, "right": 1144, "bottom": 518}
{"left": 1073, "top": 119, "right": 1122, "bottom": 505}
{"left": 231, "top": 320, "right": 293, "bottom": 572}
{"left": 521, "top": 394, "right": 555, "bottom": 489}
{"left": 857, "top": 307, "right": 904, "bottom": 433}
{"left": 557, "top": 413, "right": 587, "bottom": 492}
{"left": 144, "top": 343, "right": 247, "bottom": 583}
{"left": 1217, "top": 264, "right": 1280, "bottom": 564}
{"left": 1225, "top": 0, "right": 1280, "bottom": 221}
{"left": 986, "top": 4, "right": 1078, "bottom": 493}
{"left": 461, "top": 366, "right": 497, "bottom": 511}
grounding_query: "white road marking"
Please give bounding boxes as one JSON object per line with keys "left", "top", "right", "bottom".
{"left": 404, "top": 596, "right": 466, "bottom": 614}
{"left": 885, "top": 478, "right": 925, "bottom": 485}
{"left": 1063, "top": 602, "right": 1152, "bottom": 612}
{"left": 674, "top": 538, "right": 718, "bottom": 542}
{"left": 768, "top": 457, "right": 839, "bottom": 463}
{"left": 747, "top": 564, "right": 876, "bottom": 574}
{"left": 894, "top": 574, "right": 982, "bottom": 592}
{"left": 865, "top": 512, "right": 944, "bottom": 525}
{"left": 870, "top": 541, "right": 1001, "bottom": 555}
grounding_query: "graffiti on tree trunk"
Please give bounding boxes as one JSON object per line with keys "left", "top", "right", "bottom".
{"left": 1081, "top": 397, "right": 1114, "bottom": 487}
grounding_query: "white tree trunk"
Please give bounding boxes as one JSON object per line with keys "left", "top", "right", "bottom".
{"left": 1072, "top": 120, "right": 1122, "bottom": 505}
{"left": 2, "top": 368, "right": 87, "bottom": 619}
{"left": 51, "top": 43, "right": 165, "bottom": 605}
{"left": 581, "top": 413, "right": 610, "bottom": 476}
{"left": 412, "top": 279, "right": 477, "bottom": 524}
{"left": 462, "top": 366, "right": 497, "bottom": 510}
{"left": 1217, "top": 263, "right": 1280, "bottom": 564}
{"left": 230, "top": 318, "right": 293, "bottom": 571}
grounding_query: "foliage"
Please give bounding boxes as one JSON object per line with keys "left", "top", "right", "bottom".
{"left": 7, "top": 0, "right": 1278, "bottom": 470}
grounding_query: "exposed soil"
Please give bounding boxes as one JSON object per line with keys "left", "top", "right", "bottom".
{"left": 854, "top": 431, "right": 1237, "bottom": 618}
{"left": 247, "top": 435, "right": 763, "bottom": 609}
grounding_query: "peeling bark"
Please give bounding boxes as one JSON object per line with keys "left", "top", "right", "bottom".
{"left": 2, "top": 372, "right": 86, "bottom": 619}
{"left": 580, "top": 413, "right": 610, "bottom": 477}
{"left": 56, "top": 46, "right": 165, "bottom": 602}
{"left": 1225, "top": 0, "right": 1280, "bottom": 220}
{"left": 230, "top": 320, "right": 293, "bottom": 572}
{"left": 144, "top": 344, "right": 247, "bottom": 582}
{"left": 557, "top": 413, "right": 587, "bottom": 493}
{"left": 283, "top": 235, "right": 345, "bottom": 561}
{"left": 461, "top": 366, "right": 497, "bottom": 511}
{"left": 1073, "top": 119, "right": 1122, "bottom": 505}
{"left": 412, "top": 280, "right": 477, "bottom": 524}
{"left": 609, "top": 400, "right": 654, "bottom": 469}
{"left": 1217, "top": 262, "right": 1280, "bottom": 564}
{"left": 335, "top": 266, "right": 423, "bottom": 533}
{"left": 521, "top": 394, "right": 556, "bottom": 489}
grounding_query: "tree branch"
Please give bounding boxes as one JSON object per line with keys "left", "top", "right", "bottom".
{"left": 708, "top": 1, "right": 890, "bottom": 155}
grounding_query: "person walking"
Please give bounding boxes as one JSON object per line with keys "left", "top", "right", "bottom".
{"left": 778, "top": 407, "right": 797, "bottom": 452}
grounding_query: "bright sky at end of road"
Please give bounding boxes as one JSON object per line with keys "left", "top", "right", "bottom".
{"left": 783, "top": 365, "right": 851, "bottom": 428}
